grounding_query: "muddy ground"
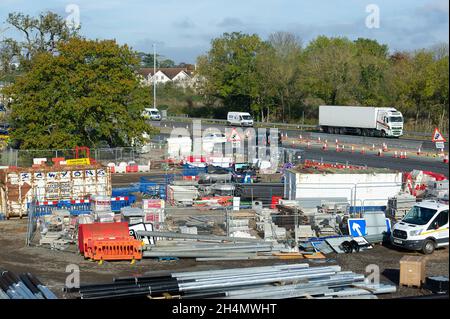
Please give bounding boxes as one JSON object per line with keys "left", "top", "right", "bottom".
{"left": 0, "top": 218, "right": 447, "bottom": 299}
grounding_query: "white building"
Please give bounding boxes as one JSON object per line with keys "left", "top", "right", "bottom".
{"left": 138, "top": 67, "right": 196, "bottom": 88}
{"left": 284, "top": 167, "right": 403, "bottom": 208}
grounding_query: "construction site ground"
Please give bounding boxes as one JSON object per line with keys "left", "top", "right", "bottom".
{"left": 0, "top": 218, "right": 447, "bottom": 299}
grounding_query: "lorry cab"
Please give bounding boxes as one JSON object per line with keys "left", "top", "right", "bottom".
{"left": 391, "top": 200, "right": 449, "bottom": 254}
{"left": 227, "top": 112, "right": 254, "bottom": 127}
{"left": 377, "top": 108, "right": 403, "bottom": 137}
{"left": 142, "top": 108, "right": 161, "bottom": 121}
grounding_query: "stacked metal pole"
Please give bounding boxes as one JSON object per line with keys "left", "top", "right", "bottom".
{"left": 77, "top": 263, "right": 396, "bottom": 299}
{"left": 0, "top": 269, "right": 57, "bottom": 299}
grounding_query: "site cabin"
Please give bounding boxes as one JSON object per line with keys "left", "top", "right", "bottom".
{"left": 391, "top": 200, "right": 449, "bottom": 254}
{"left": 227, "top": 112, "right": 254, "bottom": 127}
{"left": 142, "top": 108, "right": 161, "bottom": 121}
{"left": 319, "top": 105, "right": 404, "bottom": 137}
{"left": 284, "top": 166, "right": 403, "bottom": 209}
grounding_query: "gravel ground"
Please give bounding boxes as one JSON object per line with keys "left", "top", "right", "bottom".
{"left": 0, "top": 219, "right": 447, "bottom": 299}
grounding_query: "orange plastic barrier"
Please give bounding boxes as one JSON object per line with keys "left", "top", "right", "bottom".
{"left": 78, "top": 222, "right": 142, "bottom": 261}
{"left": 83, "top": 239, "right": 142, "bottom": 261}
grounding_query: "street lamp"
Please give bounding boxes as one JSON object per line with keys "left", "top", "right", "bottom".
{"left": 153, "top": 43, "right": 156, "bottom": 109}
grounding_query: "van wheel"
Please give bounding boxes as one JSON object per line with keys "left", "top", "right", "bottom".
{"left": 422, "top": 239, "right": 435, "bottom": 254}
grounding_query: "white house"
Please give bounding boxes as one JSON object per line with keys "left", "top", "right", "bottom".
{"left": 138, "top": 67, "right": 196, "bottom": 88}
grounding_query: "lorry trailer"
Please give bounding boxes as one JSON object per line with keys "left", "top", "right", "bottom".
{"left": 319, "top": 105, "right": 404, "bottom": 137}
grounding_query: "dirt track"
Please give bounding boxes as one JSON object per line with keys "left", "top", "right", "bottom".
{"left": 0, "top": 219, "right": 447, "bottom": 299}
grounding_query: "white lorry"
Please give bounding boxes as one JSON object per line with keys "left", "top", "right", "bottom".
{"left": 391, "top": 200, "right": 449, "bottom": 254}
{"left": 319, "top": 105, "right": 404, "bottom": 137}
{"left": 227, "top": 112, "right": 254, "bottom": 127}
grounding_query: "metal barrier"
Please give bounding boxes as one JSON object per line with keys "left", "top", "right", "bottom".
{"left": 110, "top": 196, "right": 136, "bottom": 212}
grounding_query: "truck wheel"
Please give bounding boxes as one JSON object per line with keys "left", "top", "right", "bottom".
{"left": 380, "top": 130, "right": 386, "bottom": 138}
{"left": 361, "top": 129, "right": 367, "bottom": 137}
{"left": 422, "top": 239, "right": 435, "bottom": 254}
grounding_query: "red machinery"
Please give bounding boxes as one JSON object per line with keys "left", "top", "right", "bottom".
{"left": 78, "top": 222, "right": 142, "bottom": 261}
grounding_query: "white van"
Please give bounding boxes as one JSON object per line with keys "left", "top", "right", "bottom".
{"left": 227, "top": 112, "right": 254, "bottom": 127}
{"left": 142, "top": 108, "right": 161, "bottom": 121}
{"left": 391, "top": 200, "right": 449, "bottom": 254}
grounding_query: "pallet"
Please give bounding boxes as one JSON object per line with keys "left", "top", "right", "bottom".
{"left": 400, "top": 283, "right": 422, "bottom": 289}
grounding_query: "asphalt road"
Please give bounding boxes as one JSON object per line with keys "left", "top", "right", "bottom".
{"left": 154, "top": 119, "right": 449, "bottom": 176}
{"left": 290, "top": 146, "right": 449, "bottom": 177}
{"left": 156, "top": 119, "right": 448, "bottom": 152}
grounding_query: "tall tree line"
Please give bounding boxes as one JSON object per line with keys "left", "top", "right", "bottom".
{"left": 197, "top": 32, "right": 449, "bottom": 131}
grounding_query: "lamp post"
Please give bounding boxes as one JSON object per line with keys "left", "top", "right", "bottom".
{"left": 153, "top": 43, "right": 156, "bottom": 109}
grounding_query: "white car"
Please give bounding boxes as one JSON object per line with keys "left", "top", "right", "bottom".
{"left": 202, "top": 132, "right": 227, "bottom": 144}
{"left": 142, "top": 108, "right": 161, "bottom": 121}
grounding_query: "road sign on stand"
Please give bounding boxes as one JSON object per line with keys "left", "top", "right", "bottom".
{"left": 435, "top": 142, "right": 445, "bottom": 150}
{"left": 386, "top": 218, "right": 391, "bottom": 234}
{"left": 432, "top": 128, "right": 446, "bottom": 143}
{"left": 348, "top": 219, "right": 367, "bottom": 237}
{"left": 228, "top": 127, "right": 242, "bottom": 148}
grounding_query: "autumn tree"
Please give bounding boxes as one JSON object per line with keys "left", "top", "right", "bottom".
{"left": 3, "top": 38, "right": 155, "bottom": 149}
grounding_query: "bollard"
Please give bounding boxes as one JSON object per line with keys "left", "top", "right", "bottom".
{"left": 307, "top": 141, "right": 311, "bottom": 149}
{"left": 417, "top": 147, "right": 421, "bottom": 156}
{"left": 351, "top": 146, "right": 354, "bottom": 153}
{"left": 361, "top": 147, "right": 366, "bottom": 155}
{"left": 335, "top": 144, "right": 340, "bottom": 152}
{"left": 372, "top": 144, "right": 375, "bottom": 151}
{"left": 299, "top": 134, "right": 302, "bottom": 140}
{"left": 377, "top": 149, "right": 383, "bottom": 157}
{"left": 444, "top": 154, "right": 449, "bottom": 164}
{"left": 322, "top": 143, "right": 328, "bottom": 151}
{"left": 394, "top": 151, "right": 398, "bottom": 158}
{"left": 382, "top": 143, "right": 388, "bottom": 152}
{"left": 318, "top": 137, "right": 321, "bottom": 142}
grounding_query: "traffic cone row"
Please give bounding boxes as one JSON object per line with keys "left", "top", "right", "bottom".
{"left": 400, "top": 152, "right": 408, "bottom": 159}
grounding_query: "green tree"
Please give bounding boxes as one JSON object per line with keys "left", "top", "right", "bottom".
{"left": 4, "top": 38, "right": 155, "bottom": 149}
{"left": 354, "top": 38, "right": 390, "bottom": 106}
{"left": 139, "top": 52, "right": 176, "bottom": 68}
{"left": 301, "top": 36, "right": 359, "bottom": 106}
{"left": 2, "top": 11, "right": 79, "bottom": 71}
{"left": 264, "top": 32, "right": 303, "bottom": 122}
{"left": 196, "top": 32, "right": 268, "bottom": 114}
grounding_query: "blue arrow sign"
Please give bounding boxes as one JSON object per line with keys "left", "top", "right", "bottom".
{"left": 348, "top": 219, "right": 367, "bottom": 237}
{"left": 386, "top": 218, "right": 391, "bottom": 234}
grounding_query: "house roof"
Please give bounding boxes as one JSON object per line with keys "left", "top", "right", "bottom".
{"left": 138, "top": 67, "right": 193, "bottom": 80}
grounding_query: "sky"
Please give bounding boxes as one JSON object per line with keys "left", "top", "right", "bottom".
{"left": 0, "top": 0, "right": 448, "bottom": 63}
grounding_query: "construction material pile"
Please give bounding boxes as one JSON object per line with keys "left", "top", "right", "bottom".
{"left": 75, "top": 263, "right": 396, "bottom": 299}
{"left": 138, "top": 230, "right": 287, "bottom": 260}
{"left": 0, "top": 269, "right": 57, "bottom": 299}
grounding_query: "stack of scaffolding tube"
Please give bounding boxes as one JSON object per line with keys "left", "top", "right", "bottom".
{"left": 75, "top": 263, "right": 396, "bottom": 299}
{"left": 0, "top": 269, "right": 58, "bottom": 299}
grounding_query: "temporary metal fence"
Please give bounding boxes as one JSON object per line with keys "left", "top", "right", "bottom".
{"left": 0, "top": 143, "right": 166, "bottom": 167}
